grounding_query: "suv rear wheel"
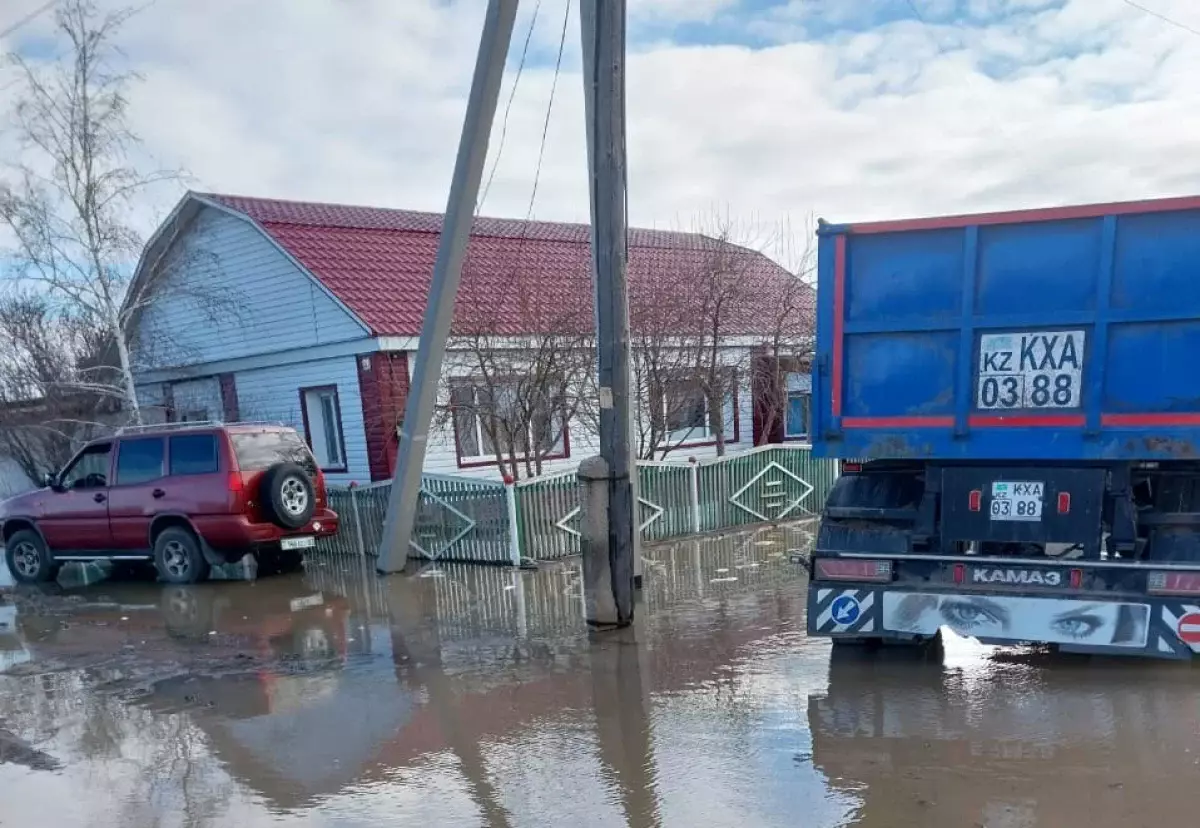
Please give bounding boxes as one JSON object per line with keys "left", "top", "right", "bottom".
{"left": 262, "top": 463, "right": 316, "bottom": 529}
{"left": 5, "top": 529, "right": 59, "bottom": 584}
{"left": 153, "top": 527, "right": 210, "bottom": 585}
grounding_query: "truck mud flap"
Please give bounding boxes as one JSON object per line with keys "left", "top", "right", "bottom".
{"left": 811, "top": 588, "right": 880, "bottom": 635}
{"left": 808, "top": 584, "right": 1200, "bottom": 660}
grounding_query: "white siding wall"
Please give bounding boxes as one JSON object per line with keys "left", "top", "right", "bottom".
{"left": 233, "top": 355, "right": 369, "bottom": 487}
{"left": 133, "top": 206, "right": 369, "bottom": 371}
{"left": 421, "top": 345, "right": 758, "bottom": 481}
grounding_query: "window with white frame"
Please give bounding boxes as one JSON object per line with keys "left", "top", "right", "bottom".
{"left": 785, "top": 371, "right": 811, "bottom": 439}
{"left": 450, "top": 380, "right": 567, "bottom": 463}
{"left": 301, "top": 385, "right": 346, "bottom": 470}
{"left": 659, "top": 372, "right": 738, "bottom": 445}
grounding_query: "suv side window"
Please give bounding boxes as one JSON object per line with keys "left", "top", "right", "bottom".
{"left": 116, "top": 438, "right": 166, "bottom": 486}
{"left": 59, "top": 443, "right": 112, "bottom": 490}
{"left": 169, "top": 434, "right": 219, "bottom": 476}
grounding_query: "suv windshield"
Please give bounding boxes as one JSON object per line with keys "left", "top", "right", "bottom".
{"left": 230, "top": 431, "right": 318, "bottom": 475}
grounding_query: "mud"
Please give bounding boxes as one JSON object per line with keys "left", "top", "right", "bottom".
{"left": 0, "top": 521, "right": 1196, "bottom": 827}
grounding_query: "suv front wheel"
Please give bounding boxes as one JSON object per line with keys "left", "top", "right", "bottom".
{"left": 153, "top": 527, "right": 210, "bottom": 585}
{"left": 5, "top": 529, "right": 59, "bottom": 584}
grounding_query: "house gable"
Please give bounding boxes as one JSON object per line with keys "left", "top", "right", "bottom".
{"left": 132, "top": 199, "right": 371, "bottom": 372}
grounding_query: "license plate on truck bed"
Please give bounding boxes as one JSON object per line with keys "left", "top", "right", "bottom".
{"left": 990, "top": 481, "right": 1043, "bottom": 522}
{"left": 280, "top": 536, "right": 316, "bottom": 551}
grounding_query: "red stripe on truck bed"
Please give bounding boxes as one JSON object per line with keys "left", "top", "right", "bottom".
{"left": 842, "top": 416, "right": 955, "bottom": 428}
{"left": 842, "top": 413, "right": 1200, "bottom": 429}
{"left": 970, "top": 414, "right": 1087, "bottom": 428}
{"left": 832, "top": 235, "right": 846, "bottom": 418}
{"left": 1102, "top": 413, "right": 1200, "bottom": 427}
{"left": 847, "top": 194, "right": 1200, "bottom": 235}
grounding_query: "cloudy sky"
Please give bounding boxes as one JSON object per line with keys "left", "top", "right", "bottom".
{"left": 3, "top": 0, "right": 1200, "bottom": 241}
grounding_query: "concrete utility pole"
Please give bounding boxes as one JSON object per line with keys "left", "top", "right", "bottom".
{"left": 376, "top": 0, "right": 520, "bottom": 573}
{"left": 580, "top": 0, "right": 636, "bottom": 623}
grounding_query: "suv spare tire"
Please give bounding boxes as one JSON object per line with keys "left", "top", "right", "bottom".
{"left": 261, "top": 462, "right": 316, "bottom": 529}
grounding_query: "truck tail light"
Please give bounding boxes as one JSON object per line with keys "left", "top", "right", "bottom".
{"left": 968, "top": 490, "right": 982, "bottom": 512}
{"left": 1070, "top": 568, "right": 1083, "bottom": 589}
{"left": 1058, "top": 493, "right": 1071, "bottom": 514}
{"left": 953, "top": 563, "right": 966, "bottom": 584}
{"left": 815, "top": 558, "right": 893, "bottom": 582}
{"left": 228, "top": 472, "right": 244, "bottom": 494}
{"left": 840, "top": 461, "right": 862, "bottom": 474}
{"left": 1148, "top": 571, "right": 1200, "bottom": 596}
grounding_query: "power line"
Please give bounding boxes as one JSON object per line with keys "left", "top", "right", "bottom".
{"left": 902, "top": 0, "right": 926, "bottom": 23}
{"left": 523, "top": 0, "right": 571, "bottom": 222}
{"left": 478, "top": 0, "right": 543, "bottom": 211}
{"left": 1120, "top": 0, "right": 1200, "bottom": 38}
{"left": 0, "top": 1, "right": 58, "bottom": 41}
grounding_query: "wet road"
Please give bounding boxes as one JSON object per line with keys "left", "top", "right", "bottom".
{"left": 0, "top": 523, "right": 1198, "bottom": 827}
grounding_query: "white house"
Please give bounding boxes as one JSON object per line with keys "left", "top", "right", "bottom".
{"left": 129, "top": 193, "right": 814, "bottom": 485}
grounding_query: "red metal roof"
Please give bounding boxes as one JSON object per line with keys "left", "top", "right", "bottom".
{"left": 202, "top": 193, "right": 811, "bottom": 338}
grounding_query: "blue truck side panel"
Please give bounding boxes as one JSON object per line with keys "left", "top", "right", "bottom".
{"left": 813, "top": 204, "right": 1200, "bottom": 461}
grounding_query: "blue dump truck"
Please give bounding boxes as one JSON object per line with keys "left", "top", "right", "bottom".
{"left": 807, "top": 196, "right": 1200, "bottom": 660}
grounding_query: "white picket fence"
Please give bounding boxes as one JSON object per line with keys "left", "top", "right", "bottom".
{"left": 318, "top": 444, "right": 838, "bottom": 564}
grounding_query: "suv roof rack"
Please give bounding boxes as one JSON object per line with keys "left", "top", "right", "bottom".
{"left": 115, "top": 420, "right": 287, "bottom": 435}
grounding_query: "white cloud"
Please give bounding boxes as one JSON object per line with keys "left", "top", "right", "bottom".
{"left": 3, "top": 0, "right": 1200, "bottom": 244}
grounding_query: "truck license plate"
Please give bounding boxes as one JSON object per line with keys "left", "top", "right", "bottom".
{"left": 990, "top": 481, "right": 1043, "bottom": 522}
{"left": 976, "top": 329, "right": 1085, "bottom": 410}
{"left": 281, "top": 536, "right": 316, "bottom": 551}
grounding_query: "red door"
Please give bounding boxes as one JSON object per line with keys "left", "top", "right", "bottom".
{"left": 38, "top": 442, "right": 114, "bottom": 552}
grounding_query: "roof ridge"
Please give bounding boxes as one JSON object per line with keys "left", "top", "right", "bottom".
{"left": 199, "top": 191, "right": 721, "bottom": 245}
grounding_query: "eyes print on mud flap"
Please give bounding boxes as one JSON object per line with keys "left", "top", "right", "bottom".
{"left": 882, "top": 593, "right": 1150, "bottom": 648}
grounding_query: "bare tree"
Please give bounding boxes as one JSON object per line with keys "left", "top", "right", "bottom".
{"left": 0, "top": 0, "right": 225, "bottom": 426}
{"left": 630, "top": 215, "right": 814, "bottom": 459}
{"left": 749, "top": 229, "right": 816, "bottom": 444}
{"left": 0, "top": 294, "right": 114, "bottom": 481}
{"left": 438, "top": 252, "right": 596, "bottom": 480}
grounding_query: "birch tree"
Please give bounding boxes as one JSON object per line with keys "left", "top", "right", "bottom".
{"left": 0, "top": 0, "right": 222, "bottom": 426}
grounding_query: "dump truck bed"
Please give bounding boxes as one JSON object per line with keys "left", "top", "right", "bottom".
{"left": 812, "top": 195, "right": 1200, "bottom": 461}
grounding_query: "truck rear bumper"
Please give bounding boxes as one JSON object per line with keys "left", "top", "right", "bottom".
{"left": 807, "top": 581, "right": 1200, "bottom": 660}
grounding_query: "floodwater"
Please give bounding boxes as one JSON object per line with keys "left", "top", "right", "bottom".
{"left": 0, "top": 524, "right": 1198, "bottom": 828}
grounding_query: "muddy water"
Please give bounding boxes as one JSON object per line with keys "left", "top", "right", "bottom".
{"left": 0, "top": 523, "right": 1197, "bottom": 827}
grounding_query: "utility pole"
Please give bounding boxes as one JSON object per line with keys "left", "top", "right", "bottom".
{"left": 376, "top": 0, "right": 520, "bottom": 573}
{"left": 581, "top": 0, "right": 636, "bottom": 623}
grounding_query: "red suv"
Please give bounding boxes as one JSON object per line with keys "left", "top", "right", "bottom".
{"left": 0, "top": 423, "right": 339, "bottom": 585}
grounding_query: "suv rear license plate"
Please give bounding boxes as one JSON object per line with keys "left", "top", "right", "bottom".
{"left": 281, "top": 536, "right": 316, "bottom": 551}
{"left": 990, "top": 481, "right": 1043, "bottom": 522}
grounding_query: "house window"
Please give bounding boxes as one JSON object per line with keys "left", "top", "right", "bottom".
{"left": 299, "top": 385, "right": 347, "bottom": 471}
{"left": 450, "top": 380, "right": 568, "bottom": 465}
{"left": 659, "top": 373, "right": 740, "bottom": 447}
{"left": 786, "top": 393, "right": 810, "bottom": 439}
{"left": 784, "top": 371, "right": 812, "bottom": 440}
{"left": 664, "top": 380, "right": 710, "bottom": 442}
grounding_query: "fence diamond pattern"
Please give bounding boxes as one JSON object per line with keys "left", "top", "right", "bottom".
{"left": 318, "top": 444, "right": 837, "bottom": 564}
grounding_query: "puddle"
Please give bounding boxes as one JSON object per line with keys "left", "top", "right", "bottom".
{"left": 0, "top": 523, "right": 1196, "bottom": 827}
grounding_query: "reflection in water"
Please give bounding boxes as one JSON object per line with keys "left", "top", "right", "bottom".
{"left": 0, "top": 521, "right": 1195, "bottom": 827}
